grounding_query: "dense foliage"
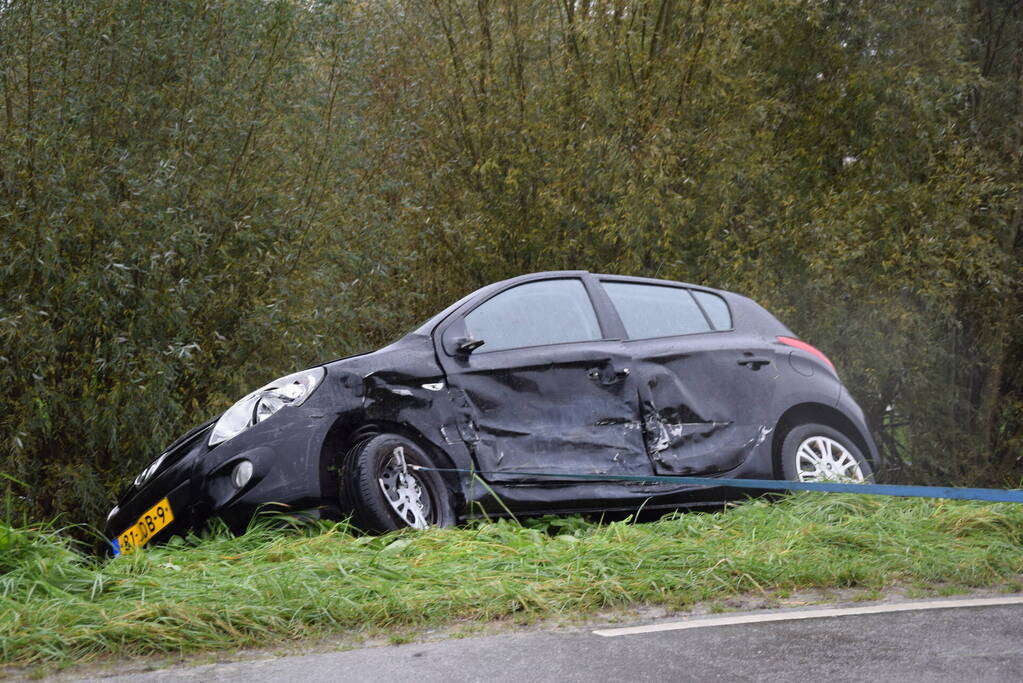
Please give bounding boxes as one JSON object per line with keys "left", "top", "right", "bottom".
{"left": 1, "top": 0, "right": 1020, "bottom": 526}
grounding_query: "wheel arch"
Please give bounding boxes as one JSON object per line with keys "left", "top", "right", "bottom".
{"left": 771, "top": 402, "right": 876, "bottom": 477}
{"left": 319, "top": 416, "right": 464, "bottom": 514}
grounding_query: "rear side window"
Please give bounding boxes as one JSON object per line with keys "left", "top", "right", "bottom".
{"left": 603, "top": 282, "right": 711, "bottom": 339}
{"left": 692, "top": 290, "right": 732, "bottom": 330}
{"left": 464, "top": 279, "right": 602, "bottom": 352}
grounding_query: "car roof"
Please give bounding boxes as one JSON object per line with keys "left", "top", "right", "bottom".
{"left": 486, "top": 270, "right": 730, "bottom": 295}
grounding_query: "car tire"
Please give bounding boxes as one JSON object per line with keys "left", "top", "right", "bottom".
{"left": 342, "top": 433, "right": 456, "bottom": 532}
{"left": 780, "top": 423, "right": 873, "bottom": 483}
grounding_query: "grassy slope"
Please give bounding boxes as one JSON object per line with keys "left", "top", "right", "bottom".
{"left": 2, "top": 494, "right": 1023, "bottom": 666}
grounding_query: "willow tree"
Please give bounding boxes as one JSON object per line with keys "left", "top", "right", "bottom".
{"left": 0, "top": 0, "right": 367, "bottom": 524}
{"left": 353, "top": 0, "right": 1020, "bottom": 485}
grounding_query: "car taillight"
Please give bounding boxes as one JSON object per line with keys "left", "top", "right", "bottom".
{"left": 777, "top": 336, "right": 836, "bottom": 373}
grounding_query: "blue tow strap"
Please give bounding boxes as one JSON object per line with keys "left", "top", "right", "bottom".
{"left": 412, "top": 467, "right": 1023, "bottom": 504}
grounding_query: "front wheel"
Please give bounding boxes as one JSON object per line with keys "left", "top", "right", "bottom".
{"left": 780, "top": 423, "right": 873, "bottom": 483}
{"left": 342, "top": 434, "right": 456, "bottom": 532}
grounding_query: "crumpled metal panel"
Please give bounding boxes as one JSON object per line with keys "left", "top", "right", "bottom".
{"left": 444, "top": 346, "right": 653, "bottom": 482}
{"left": 350, "top": 341, "right": 474, "bottom": 474}
{"left": 628, "top": 338, "right": 778, "bottom": 476}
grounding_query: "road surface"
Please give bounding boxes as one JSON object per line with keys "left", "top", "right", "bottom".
{"left": 77, "top": 596, "right": 1023, "bottom": 682}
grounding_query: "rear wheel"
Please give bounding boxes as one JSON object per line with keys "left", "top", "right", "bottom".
{"left": 342, "top": 434, "right": 456, "bottom": 532}
{"left": 780, "top": 423, "right": 872, "bottom": 483}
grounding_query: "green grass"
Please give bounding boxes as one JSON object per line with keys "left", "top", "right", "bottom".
{"left": 2, "top": 493, "right": 1023, "bottom": 668}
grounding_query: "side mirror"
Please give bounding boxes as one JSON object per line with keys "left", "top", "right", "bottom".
{"left": 454, "top": 336, "right": 485, "bottom": 356}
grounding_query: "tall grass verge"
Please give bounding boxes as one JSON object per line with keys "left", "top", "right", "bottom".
{"left": 2, "top": 494, "right": 1022, "bottom": 667}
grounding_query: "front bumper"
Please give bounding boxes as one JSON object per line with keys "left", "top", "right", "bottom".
{"left": 105, "top": 404, "right": 338, "bottom": 548}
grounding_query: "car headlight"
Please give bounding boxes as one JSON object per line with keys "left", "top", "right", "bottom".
{"left": 133, "top": 452, "right": 168, "bottom": 488}
{"left": 208, "top": 367, "right": 326, "bottom": 447}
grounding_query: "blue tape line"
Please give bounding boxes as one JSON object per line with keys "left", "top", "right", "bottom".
{"left": 415, "top": 467, "right": 1023, "bottom": 504}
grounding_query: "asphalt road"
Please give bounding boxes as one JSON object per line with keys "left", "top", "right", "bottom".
{"left": 78, "top": 598, "right": 1023, "bottom": 683}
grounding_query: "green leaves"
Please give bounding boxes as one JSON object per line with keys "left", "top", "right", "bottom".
{"left": 0, "top": 0, "right": 371, "bottom": 525}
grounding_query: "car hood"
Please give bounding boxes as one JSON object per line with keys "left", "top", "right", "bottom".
{"left": 324, "top": 333, "right": 443, "bottom": 384}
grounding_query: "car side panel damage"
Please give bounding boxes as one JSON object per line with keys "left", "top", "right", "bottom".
{"left": 439, "top": 343, "right": 654, "bottom": 484}
{"left": 629, "top": 343, "right": 778, "bottom": 476}
{"left": 327, "top": 339, "right": 479, "bottom": 493}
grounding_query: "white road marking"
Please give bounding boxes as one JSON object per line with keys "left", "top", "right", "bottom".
{"left": 593, "top": 596, "right": 1023, "bottom": 637}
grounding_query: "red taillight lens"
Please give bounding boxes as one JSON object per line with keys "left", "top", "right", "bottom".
{"left": 777, "top": 336, "right": 836, "bottom": 373}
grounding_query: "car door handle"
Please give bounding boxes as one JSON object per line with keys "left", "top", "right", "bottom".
{"left": 738, "top": 357, "right": 771, "bottom": 370}
{"left": 589, "top": 368, "right": 630, "bottom": 381}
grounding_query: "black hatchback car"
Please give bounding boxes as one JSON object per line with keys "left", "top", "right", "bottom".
{"left": 106, "top": 271, "right": 879, "bottom": 553}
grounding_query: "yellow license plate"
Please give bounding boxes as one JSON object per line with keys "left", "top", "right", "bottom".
{"left": 114, "top": 498, "right": 174, "bottom": 555}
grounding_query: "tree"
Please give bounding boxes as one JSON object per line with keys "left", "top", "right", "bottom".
{"left": 0, "top": 0, "right": 369, "bottom": 525}
{"left": 356, "top": 0, "right": 1021, "bottom": 484}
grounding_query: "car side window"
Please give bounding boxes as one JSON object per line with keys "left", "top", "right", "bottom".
{"left": 463, "top": 279, "right": 602, "bottom": 352}
{"left": 691, "top": 290, "right": 732, "bottom": 330}
{"left": 602, "top": 281, "right": 712, "bottom": 339}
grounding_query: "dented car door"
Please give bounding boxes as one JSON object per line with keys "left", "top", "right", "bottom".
{"left": 436, "top": 277, "right": 652, "bottom": 483}
{"left": 600, "top": 280, "right": 778, "bottom": 476}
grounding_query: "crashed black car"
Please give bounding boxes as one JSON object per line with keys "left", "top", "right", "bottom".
{"left": 106, "top": 271, "right": 879, "bottom": 553}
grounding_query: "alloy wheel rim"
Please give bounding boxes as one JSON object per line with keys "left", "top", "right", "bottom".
{"left": 795, "top": 435, "right": 865, "bottom": 483}
{"left": 377, "top": 446, "right": 432, "bottom": 529}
